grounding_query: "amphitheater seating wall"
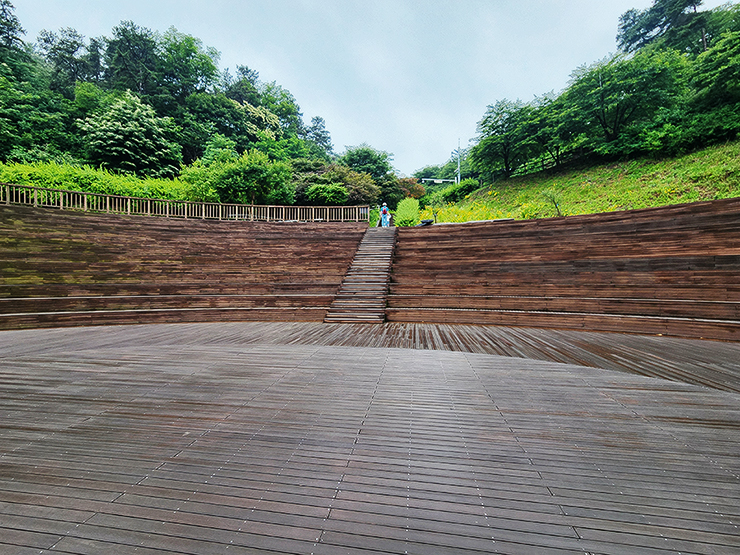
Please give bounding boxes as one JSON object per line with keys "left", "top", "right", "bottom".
{"left": 0, "top": 205, "right": 366, "bottom": 328}
{"left": 2, "top": 198, "right": 740, "bottom": 340}
{"left": 387, "top": 197, "right": 740, "bottom": 341}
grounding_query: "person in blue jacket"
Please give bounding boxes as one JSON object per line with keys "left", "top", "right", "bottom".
{"left": 380, "top": 203, "right": 390, "bottom": 227}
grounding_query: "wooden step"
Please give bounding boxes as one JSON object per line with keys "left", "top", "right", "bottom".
{"left": 324, "top": 227, "right": 397, "bottom": 324}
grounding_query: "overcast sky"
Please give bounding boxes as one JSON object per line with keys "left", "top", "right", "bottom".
{"left": 14, "top": 0, "right": 730, "bottom": 175}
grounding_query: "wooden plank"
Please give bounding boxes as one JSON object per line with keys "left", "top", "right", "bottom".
{"left": 0, "top": 323, "right": 739, "bottom": 554}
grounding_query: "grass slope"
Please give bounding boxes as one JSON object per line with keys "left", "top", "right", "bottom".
{"left": 422, "top": 140, "right": 740, "bottom": 222}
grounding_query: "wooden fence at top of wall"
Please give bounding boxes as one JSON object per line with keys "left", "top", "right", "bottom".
{"left": 0, "top": 183, "right": 370, "bottom": 223}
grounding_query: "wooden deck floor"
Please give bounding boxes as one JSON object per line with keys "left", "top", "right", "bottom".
{"left": 1, "top": 322, "right": 739, "bottom": 554}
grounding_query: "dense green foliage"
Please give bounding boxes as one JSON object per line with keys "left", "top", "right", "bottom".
{"left": 0, "top": 160, "right": 193, "bottom": 199}
{"left": 0, "top": 1, "right": 396, "bottom": 206}
{"left": 79, "top": 91, "right": 182, "bottom": 178}
{"left": 4, "top": 0, "right": 738, "bottom": 212}
{"left": 420, "top": 139, "right": 740, "bottom": 222}
{"left": 394, "top": 197, "right": 420, "bottom": 227}
{"left": 337, "top": 144, "right": 404, "bottom": 208}
{"left": 180, "top": 148, "right": 292, "bottom": 205}
{"left": 420, "top": 0, "right": 740, "bottom": 189}
{"left": 616, "top": 0, "right": 737, "bottom": 54}
{"left": 305, "top": 182, "right": 348, "bottom": 206}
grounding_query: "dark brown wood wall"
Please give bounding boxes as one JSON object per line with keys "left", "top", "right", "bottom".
{"left": 0, "top": 205, "right": 367, "bottom": 329}
{"left": 387, "top": 198, "right": 740, "bottom": 340}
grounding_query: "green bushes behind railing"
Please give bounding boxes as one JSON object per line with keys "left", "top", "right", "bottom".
{"left": 0, "top": 161, "right": 195, "bottom": 201}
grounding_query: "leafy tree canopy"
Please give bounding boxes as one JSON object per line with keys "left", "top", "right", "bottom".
{"left": 181, "top": 148, "right": 292, "bottom": 205}
{"left": 617, "top": 0, "right": 740, "bottom": 54}
{"left": 470, "top": 99, "right": 527, "bottom": 180}
{"left": 0, "top": 0, "right": 23, "bottom": 49}
{"left": 79, "top": 90, "right": 182, "bottom": 178}
{"left": 0, "top": 0, "right": 377, "bottom": 206}
{"left": 305, "top": 182, "right": 348, "bottom": 206}
{"left": 103, "top": 20, "right": 160, "bottom": 96}
{"left": 338, "top": 144, "right": 394, "bottom": 182}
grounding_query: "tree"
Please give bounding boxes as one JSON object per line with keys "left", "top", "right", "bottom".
{"left": 323, "top": 164, "right": 380, "bottom": 204}
{"left": 79, "top": 90, "right": 182, "bottom": 177}
{"left": 682, "top": 30, "right": 740, "bottom": 145}
{"left": 0, "top": 75, "right": 75, "bottom": 161}
{"left": 305, "top": 182, "right": 348, "bottom": 205}
{"left": 0, "top": 0, "right": 36, "bottom": 82}
{"left": 563, "top": 49, "right": 687, "bottom": 155}
{"left": 290, "top": 160, "right": 379, "bottom": 206}
{"left": 339, "top": 144, "right": 393, "bottom": 182}
{"left": 338, "top": 144, "right": 402, "bottom": 207}
{"left": 222, "top": 65, "right": 261, "bottom": 106}
{"left": 155, "top": 27, "right": 219, "bottom": 110}
{"left": 104, "top": 21, "right": 160, "bottom": 96}
{"left": 201, "top": 133, "right": 238, "bottom": 165}
{"left": 178, "top": 91, "right": 280, "bottom": 162}
{"left": 181, "top": 148, "right": 292, "bottom": 205}
{"left": 253, "top": 135, "right": 313, "bottom": 161}
{"left": 37, "top": 28, "right": 89, "bottom": 97}
{"left": 83, "top": 37, "right": 105, "bottom": 83}
{"left": 618, "top": 0, "right": 708, "bottom": 54}
{"left": 470, "top": 99, "right": 527, "bottom": 180}
{"left": 398, "top": 177, "right": 425, "bottom": 199}
{"left": 258, "top": 81, "right": 304, "bottom": 137}
{"left": 0, "top": 0, "right": 23, "bottom": 49}
{"left": 691, "top": 30, "right": 740, "bottom": 108}
{"left": 516, "top": 94, "right": 584, "bottom": 170}
{"left": 303, "top": 116, "right": 333, "bottom": 159}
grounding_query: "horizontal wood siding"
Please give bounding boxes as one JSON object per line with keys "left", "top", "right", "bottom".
{"left": 0, "top": 205, "right": 366, "bottom": 329}
{"left": 388, "top": 198, "right": 740, "bottom": 340}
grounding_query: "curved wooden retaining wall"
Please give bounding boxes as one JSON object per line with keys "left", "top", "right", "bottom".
{"left": 0, "top": 205, "right": 366, "bottom": 329}
{"left": 387, "top": 197, "right": 740, "bottom": 341}
{"left": 2, "top": 198, "right": 739, "bottom": 340}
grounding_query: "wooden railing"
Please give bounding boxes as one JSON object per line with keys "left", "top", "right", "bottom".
{"left": 1, "top": 183, "right": 370, "bottom": 223}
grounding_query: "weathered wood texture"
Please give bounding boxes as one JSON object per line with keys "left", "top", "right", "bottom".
{"left": 0, "top": 205, "right": 367, "bottom": 329}
{"left": 325, "top": 227, "right": 397, "bottom": 324}
{"left": 0, "top": 322, "right": 738, "bottom": 554}
{"left": 388, "top": 198, "right": 740, "bottom": 341}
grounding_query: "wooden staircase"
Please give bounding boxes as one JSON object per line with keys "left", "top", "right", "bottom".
{"left": 324, "top": 227, "right": 397, "bottom": 324}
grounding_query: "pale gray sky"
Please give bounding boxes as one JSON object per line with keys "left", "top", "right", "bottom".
{"left": 14, "top": 0, "right": 730, "bottom": 174}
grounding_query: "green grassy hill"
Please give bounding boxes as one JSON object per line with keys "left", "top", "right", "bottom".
{"left": 422, "top": 140, "right": 740, "bottom": 222}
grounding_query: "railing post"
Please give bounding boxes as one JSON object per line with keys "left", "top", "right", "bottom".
{"left": 11, "top": 183, "right": 368, "bottom": 225}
